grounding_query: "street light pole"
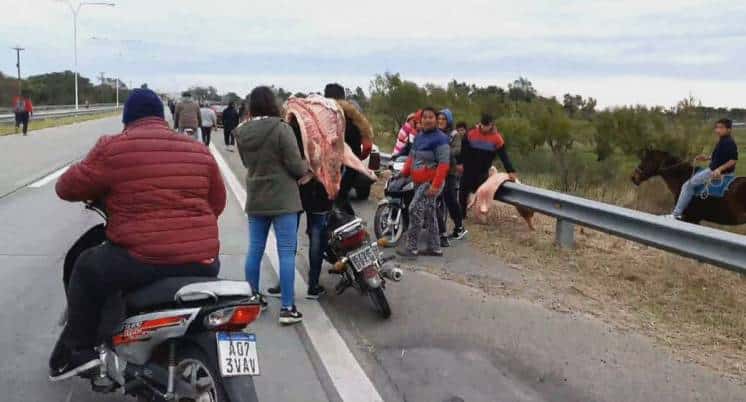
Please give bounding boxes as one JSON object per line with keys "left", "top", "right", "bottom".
{"left": 59, "top": 1, "right": 115, "bottom": 110}
{"left": 11, "top": 46, "right": 24, "bottom": 96}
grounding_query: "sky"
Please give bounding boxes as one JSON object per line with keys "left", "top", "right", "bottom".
{"left": 1, "top": 0, "right": 744, "bottom": 108}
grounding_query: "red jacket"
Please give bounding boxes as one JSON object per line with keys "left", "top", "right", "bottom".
{"left": 12, "top": 96, "right": 33, "bottom": 113}
{"left": 56, "top": 117, "right": 227, "bottom": 265}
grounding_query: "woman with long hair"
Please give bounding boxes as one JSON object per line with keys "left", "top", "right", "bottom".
{"left": 234, "top": 86, "right": 310, "bottom": 325}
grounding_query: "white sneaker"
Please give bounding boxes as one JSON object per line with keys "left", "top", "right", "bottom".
{"left": 662, "top": 214, "right": 682, "bottom": 221}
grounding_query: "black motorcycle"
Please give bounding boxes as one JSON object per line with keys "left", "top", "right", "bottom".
{"left": 59, "top": 202, "right": 261, "bottom": 402}
{"left": 374, "top": 170, "right": 414, "bottom": 246}
{"left": 324, "top": 210, "right": 402, "bottom": 319}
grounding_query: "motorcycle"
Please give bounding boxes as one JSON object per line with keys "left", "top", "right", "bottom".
{"left": 324, "top": 210, "right": 403, "bottom": 319}
{"left": 373, "top": 156, "right": 413, "bottom": 245}
{"left": 59, "top": 202, "right": 261, "bottom": 402}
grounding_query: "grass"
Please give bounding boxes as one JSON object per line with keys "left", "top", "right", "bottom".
{"left": 0, "top": 111, "right": 120, "bottom": 136}
{"left": 467, "top": 204, "right": 746, "bottom": 381}
{"left": 370, "top": 164, "right": 746, "bottom": 381}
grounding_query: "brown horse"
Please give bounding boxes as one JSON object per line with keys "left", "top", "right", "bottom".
{"left": 631, "top": 149, "right": 746, "bottom": 225}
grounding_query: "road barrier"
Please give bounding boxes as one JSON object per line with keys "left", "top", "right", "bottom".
{"left": 0, "top": 106, "right": 119, "bottom": 124}
{"left": 0, "top": 103, "right": 116, "bottom": 114}
{"left": 379, "top": 152, "right": 746, "bottom": 274}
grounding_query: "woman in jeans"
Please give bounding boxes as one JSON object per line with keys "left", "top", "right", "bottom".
{"left": 267, "top": 118, "right": 333, "bottom": 300}
{"left": 235, "top": 86, "right": 310, "bottom": 325}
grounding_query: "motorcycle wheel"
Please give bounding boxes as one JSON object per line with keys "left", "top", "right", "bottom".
{"left": 174, "top": 345, "right": 229, "bottom": 402}
{"left": 368, "top": 287, "right": 391, "bottom": 319}
{"left": 373, "top": 204, "right": 405, "bottom": 246}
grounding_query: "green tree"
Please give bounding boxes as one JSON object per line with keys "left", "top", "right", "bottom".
{"left": 223, "top": 92, "right": 242, "bottom": 104}
{"left": 508, "top": 77, "right": 537, "bottom": 102}
{"left": 369, "top": 72, "right": 426, "bottom": 131}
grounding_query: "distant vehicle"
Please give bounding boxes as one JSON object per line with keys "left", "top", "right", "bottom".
{"left": 351, "top": 144, "right": 381, "bottom": 200}
{"left": 210, "top": 104, "right": 226, "bottom": 128}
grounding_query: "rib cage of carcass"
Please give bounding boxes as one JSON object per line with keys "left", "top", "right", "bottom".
{"left": 284, "top": 95, "right": 375, "bottom": 200}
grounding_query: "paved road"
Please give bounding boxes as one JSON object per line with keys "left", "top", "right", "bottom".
{"left": 0, "top": 116, "right": 744, "bottom": 401}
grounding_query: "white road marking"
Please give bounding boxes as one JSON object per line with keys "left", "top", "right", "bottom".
{"left": 28, "top": 165, "right": 70, "bottom": 188}
{"left": 210, "top": 144, "right": 384, "bottom": 402}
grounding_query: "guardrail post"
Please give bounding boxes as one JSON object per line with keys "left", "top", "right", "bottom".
{"left": 555, "top": 218, "right": 575, "bottom": 248}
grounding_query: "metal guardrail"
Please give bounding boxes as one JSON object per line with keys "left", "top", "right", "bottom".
{"left": 0, "top": 106, "right": 119, "bottom": 124}
{"left": 495, "top": 182, "right": 746, "bottom": 274}
{"left": 379, "top": 152, "right": 746, "bottom": 274}
{"left": 0, "top": 103, "right": 116, "bottom": 114}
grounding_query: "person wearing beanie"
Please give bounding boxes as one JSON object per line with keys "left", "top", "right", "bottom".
{"left": 50, "top": 88, "right": 226, "bottom": 381}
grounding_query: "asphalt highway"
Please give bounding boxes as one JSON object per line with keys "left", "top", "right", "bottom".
{"left": 0, "top": 115, "right": 742, "bottom": 401}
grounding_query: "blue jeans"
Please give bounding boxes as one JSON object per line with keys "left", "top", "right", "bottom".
{"left": 245, "top": 214, "right": 298, "bottom": 309}
{"left": 305, "top": 212, "right": 329, "bottom": 291}
{"left": 673, "top": 168, "right": 712, "bottom": 217}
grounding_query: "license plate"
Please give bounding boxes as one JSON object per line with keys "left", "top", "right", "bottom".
{"left": 216, "top": 332, "right": 259, "bottom": 377}
{"left": 349, "top": 246, "right": 377, "bottom": 271}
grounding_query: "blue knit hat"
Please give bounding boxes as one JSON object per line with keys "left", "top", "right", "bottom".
{"left": 122, "top": 88, "right": 164, "bottom": 125}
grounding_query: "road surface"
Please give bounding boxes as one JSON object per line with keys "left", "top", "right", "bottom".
{"left": 0, "top": 114, "right": 743, "bottom": 401}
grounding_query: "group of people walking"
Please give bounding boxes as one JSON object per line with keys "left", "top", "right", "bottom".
{"left": 170, "top": 92, "right": 238, "bottom": 148}
{"left": 393, "top": 109, "right": 517, "bottom": 259}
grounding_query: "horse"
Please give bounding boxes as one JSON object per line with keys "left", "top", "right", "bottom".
{"left": 631, "top": 149, "right": 746, "bottom": 225}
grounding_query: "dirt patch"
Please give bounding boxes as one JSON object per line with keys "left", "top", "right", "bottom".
{"left": 464, "top": 202, "right": 746, "bottom": 382}
{"left": 370, "top": 170, "right": 746, "bottom": 381}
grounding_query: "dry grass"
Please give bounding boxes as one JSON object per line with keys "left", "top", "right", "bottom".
{"left": 0, "top": 111, "right": 119, "bottom": 136}
{"left": 371, "top": 168, "right": 746, "bottom": 380}
{"left": 468, "top": 202, "right": 746, "bottom": 381}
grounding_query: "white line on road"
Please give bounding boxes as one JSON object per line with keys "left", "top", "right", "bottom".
{"left": 28, "top": 165, "right": 70, "bottom": 188}
{"left": 209, "top": 143, "right": 384, "bottom": 402}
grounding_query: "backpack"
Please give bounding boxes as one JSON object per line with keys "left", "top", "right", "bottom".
{"left": 14, "top": 98, "right": 26, "bottom": 113}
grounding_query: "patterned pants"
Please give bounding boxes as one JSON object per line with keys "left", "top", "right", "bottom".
{"left": 406, "top": 183, "right": 441, "bottom": 253}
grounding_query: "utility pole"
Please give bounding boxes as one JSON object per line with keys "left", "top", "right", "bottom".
{"left": 12, "top": 47, "right": 25, "bottom": 96}
{"left": 99, "top": 72, "right": 106, "bottom": 86}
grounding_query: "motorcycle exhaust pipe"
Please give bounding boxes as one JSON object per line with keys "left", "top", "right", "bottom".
{"left": 380, "top": 265, "right": 403, "bottom": 282}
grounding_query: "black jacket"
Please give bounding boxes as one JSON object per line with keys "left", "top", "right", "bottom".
{"left": 290, "top": 119, "right": 334, "bottom": 213}
{"left": 222, "top": 106, "right": 239, "bottom": 133}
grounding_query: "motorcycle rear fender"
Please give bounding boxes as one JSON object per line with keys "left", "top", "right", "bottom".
{"left": 113, "top": 308, "right": 200, "bottom": 365}
{"left": 378, "top": 198, "right": 402, "bottom": 207}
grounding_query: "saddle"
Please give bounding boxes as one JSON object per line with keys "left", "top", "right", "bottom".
{"left": 693, "top": 167, "right": 736, "bottom": 199}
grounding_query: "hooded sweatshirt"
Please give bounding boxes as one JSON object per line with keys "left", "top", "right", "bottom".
{"left": 461, "top": 125, "right": 515, "bottom": 181}
{"left": 401, "top": 127, "right": 450, "bottom": 191}
{"left": 235, "top": 117, "right": 309, "bottom": 215}
{"left": 438, "top": 108, "right": 463, "bottom": 176}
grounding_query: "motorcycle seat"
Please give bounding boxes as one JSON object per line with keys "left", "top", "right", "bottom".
{"left": 124, "top": 277, "right": 252, "bottom": 312}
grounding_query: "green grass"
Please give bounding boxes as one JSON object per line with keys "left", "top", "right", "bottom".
{"left": 0, "top": 111, "right": 120, "bottom": 136}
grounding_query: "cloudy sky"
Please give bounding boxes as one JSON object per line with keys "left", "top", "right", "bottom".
{"left": 1, "top": 0, "right": 744, "bottom": 108}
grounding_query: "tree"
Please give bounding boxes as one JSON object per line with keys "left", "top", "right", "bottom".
{"left": 189, "top": 86, "right": 220, "bottom": 102}
{"left": 508, "top": 77, "right": 537, "bottom": 102}
{"left": 223, "top": 92, "right": 241, "bottom": 104}
{"left": 349, "top": 87, "right": 368, "bottom": 110}
{"left": 274, "top": 87, "right": 292, "bottom": 101}
{"left": 369, "top": 72, "right": 426, "bottom": 130}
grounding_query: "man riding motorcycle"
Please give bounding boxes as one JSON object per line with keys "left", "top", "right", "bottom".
{"left": 49, "top": 89, "right": 227, "bottom": 381}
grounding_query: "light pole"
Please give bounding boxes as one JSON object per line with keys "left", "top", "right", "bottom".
{"left": 11, "top": 47, "right": 25, "bottom": 96}
{"left": 90, "top": 36, "right": 133, "bottom": 109}
{"left": 58, "top": 1, "right": 115, "bottom": 110}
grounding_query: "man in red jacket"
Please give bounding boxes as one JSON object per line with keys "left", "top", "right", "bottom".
{"left": 49, "top": 88, "right": 227, "bottom": 381}
{"left": 12, "top": 93, "right": 33, "bottom": 135}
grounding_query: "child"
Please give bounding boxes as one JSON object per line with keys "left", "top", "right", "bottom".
{"left": 667, "top": 118, "right": 738, "bottom": 220}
